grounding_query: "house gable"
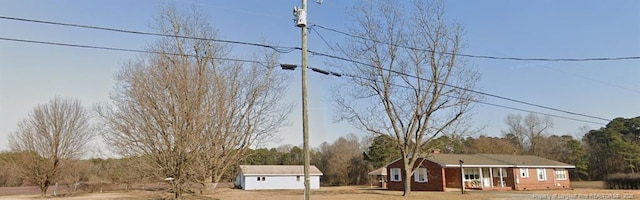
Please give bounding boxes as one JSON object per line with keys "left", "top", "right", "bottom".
{"left": 386, "top": 158, "right": 446, "bottom": 191}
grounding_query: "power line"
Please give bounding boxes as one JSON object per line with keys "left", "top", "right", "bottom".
{"left": 301, "top": 66, "right": 607, "bottom": 125}
{"left": 0, "top": 14, "right": 614, "bottom": 122}
{"left": 306, "top": 28, "right": 620, "bottom": 121}
{"left": 312, "top": 24, "right": 640, "bottom": 62}
{"left": 0, "top": 16, "right": 298, "bottom": 53}
{"left": 1, "top": 34, "right": 611, "bottom": 123}
{"left": 304, "top": 49, "right": 612, "bottom": 122}
{"left": 4, "top": 15, "right": 636, "bottom": 62}
{"left": 0, "top": 37, "right": 269, "bottom": 66}
{"left": 1, "top": 36, "right": 609, "bottom": 125}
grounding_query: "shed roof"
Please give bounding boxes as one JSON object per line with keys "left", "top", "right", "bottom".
{"left": 239, "top": 165, "right": 323, "bottom": 176}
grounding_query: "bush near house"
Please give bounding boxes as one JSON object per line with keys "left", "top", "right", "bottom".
{"left": 604, "top": 173, "right": 640, "bottom": 189}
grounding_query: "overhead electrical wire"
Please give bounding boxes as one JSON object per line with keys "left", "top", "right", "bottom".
{"left": 1, "top": 36, "right": 611, "bottom": 124}
{"left": 1, "top": 35, "right": 611, "bottom": 123}
{"left": 343, "top": 73, "right": 607, "bottom": 126}
{"left": 4, "top": 15, "right": 638, "bottom": 62}
{"left": 0, "top": 15, "right": 613, "bottom": 122}
{"left": 309, "top": 25, "right": 640, "bottom": 96}
{"left": 311, "top": 24, "right": 640, "bottom": 62}
{"left": 307, "top": 26, "right": 612, "bottom": 122}
{"left": 0, "top": 37, "right": 269, "bottom": 66}
{"left": 304, "top": 49, "right": 612, "bottom": 122}
{"left": 298, "top": 66, "right": 607, "bottom": 125}
{"left": 0, "top": 16, "right": 298, "bottom": 54}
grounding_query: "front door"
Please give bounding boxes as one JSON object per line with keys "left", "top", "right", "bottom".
{"left": 482, "top": 168, "right": 491, "bottom": 187}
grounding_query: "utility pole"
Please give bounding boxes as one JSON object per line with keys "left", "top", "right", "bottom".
{"left": 294, "top": 0, "right": 310, "bottom": 199}
{"left": 459, "top": 160, "right": 465, "bottom": 194}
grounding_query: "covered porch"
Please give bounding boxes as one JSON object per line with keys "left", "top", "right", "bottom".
{"left": 444, "top": 167, "right": 513, "bottom": 191}
{"left": 368, "top": 167, "right": 387, "bottom": 189}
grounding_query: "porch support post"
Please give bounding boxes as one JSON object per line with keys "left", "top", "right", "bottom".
{"left": 489, "top": 168, "right": 494, "bottom": 188}
{"left": 479, "top": 167, "right": 483, "bottom": 188}
{"left": 459, "top": 160, "right": 465, "bottom": 194}
{"left": 499, "top": 168, "right": 504, "bottom": 187}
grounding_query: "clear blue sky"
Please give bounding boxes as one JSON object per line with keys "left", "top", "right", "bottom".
{"left": 1, "top": 0, "right": 638, "bottom": 153}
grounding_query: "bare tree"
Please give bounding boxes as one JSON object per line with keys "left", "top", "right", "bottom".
{"left": 502, "top": 114, "right": 527, "bottom": 151}
{"left": 502, "top": 113, "right": 553, "bottom": 155}
{"left": 334, "top": 0, "right": 479, "bottom": 196}
{"left": 97, "top": 6, "right": 289, "bottom": 199}
{"left": 8, "top": 97, "right": 93, "bottom": 197}
{"left": 194, "top": 47, "right": 289, "bottom": 193}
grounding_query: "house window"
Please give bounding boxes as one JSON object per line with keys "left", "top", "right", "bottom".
{"left": 262, "top": 177, "right": 266, "bottom": 181}
{"left": 555, "top": 169, "right": 567, "bottom": 180}
{"left": 390, "top": 168, "right": 402, "bottom": 182}
{"left": 537, "top": 168, "right": 547, "bottom": 181}
{"left": 520, "top": 168, "right": 529, "bottom": 178}
{"left": 493, "top": 168, "right": 507, "bottom": 177}
{"left": 296, "top": 176, "right": 300, "bottom": 181}
{"left": 464, "top": 168, "right": 480, "bottom": 180}
{"left": 257, "top": 177, "right": 261, "bottom": 181}
{"left": 414, "top": 168, "right": 428, "bottom": 183}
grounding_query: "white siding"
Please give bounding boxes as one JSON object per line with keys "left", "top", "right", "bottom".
{"left": 242, "top": 175, "right": 321, "bottom": 190}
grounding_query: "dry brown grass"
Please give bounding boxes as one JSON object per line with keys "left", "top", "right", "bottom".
{"left": 2, "top": 184, "right": 640, "bottom": 200}
{"left": 571, "top": 181, "right": 605, "bottom": 189}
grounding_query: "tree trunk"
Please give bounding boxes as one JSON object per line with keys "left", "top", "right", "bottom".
{"left": 39, "top": 185, "right": 48, "bottom": 197}
{"left": 173, "top": 182, "right": 181, "bottom": 200}
{"left": 203, "top": 174, "right": 223, "bottom": 193}
{"left": 403, "top": 165, "right": 412, "bottom": 196}
{"left": 200, "top": 175, "right": 216, "bottom": 194}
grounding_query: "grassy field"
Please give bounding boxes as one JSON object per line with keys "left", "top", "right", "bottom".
{"left": 571, "top": 181, "right": 605, "bottom": 189}
{"left": 1, "top": 182, "right": 639, "bottom": 200}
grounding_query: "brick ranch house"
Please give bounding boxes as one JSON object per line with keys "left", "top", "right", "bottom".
{"left": 386, "top": 153, "right": 574, "bottom": 191}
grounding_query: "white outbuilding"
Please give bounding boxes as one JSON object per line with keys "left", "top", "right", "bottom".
{"left": 235, "top": 165, "right": 323, "bottom": 190}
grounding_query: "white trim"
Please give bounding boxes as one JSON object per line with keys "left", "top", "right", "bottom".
{"left": 463, "top": 168, "right": 480, "bottom": 180}
{"left": 537, "top": 168, "right": 547, "bottom": 181}
{"left": 520, "top": 168, "right": 529, "bottom": 178}
{"left": 443, "top": 164, "right": 575, "bottom": 168}
{"left": 555, "top": 169, "right": 567, "bottom": 180}
{"left": 390, "top": 168, "right": 402, "bottom": 182}
{"left": 516, "top": 165, "right": 575, "bottom": 169}
{"left": 444, "top": 164, "right": 513, "bottom": 168}
{"left": 243, "top": 173, "right": 323, "bottom": 176}
{"left": 414, "top": 168, "right": 428, "bottom": 183}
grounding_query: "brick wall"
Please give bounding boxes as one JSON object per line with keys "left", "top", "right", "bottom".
{"left": 513, "top": 168, "right": 571, "bottom": 190}
{"left": 386, "top": 158, "right": 446, "bottom": 191}
{"left": 444, "top": 168, "right": 461, "bottom": 188}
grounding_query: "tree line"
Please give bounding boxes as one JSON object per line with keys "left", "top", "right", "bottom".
{"left": 2, "top": 114, "right": 638, "bottom": 191}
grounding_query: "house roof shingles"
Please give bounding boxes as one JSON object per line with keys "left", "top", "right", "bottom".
{"left": 239, "top": 165, "right": 323, "bottom": 176}
{"left": 478, "top": 154, "right": 573, "bottom": 167}
{"left": 424, "top": 153, "right": 575, "bottom": 168}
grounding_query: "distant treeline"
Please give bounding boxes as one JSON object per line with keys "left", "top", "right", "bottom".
{"left": 2, "top": 115, "right": 638, "bottom": 188}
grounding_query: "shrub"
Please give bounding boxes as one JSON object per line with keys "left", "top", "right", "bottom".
{"left": 604, "top": 173, "right": 640, "bottom": 189}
